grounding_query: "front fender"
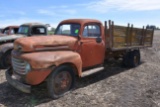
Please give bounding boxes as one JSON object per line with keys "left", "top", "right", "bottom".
{"left": 20, "top": 51, "right": 82, "bottom": 76}
{"left": 0, "top": 43, "right": 13, "bottom": 53}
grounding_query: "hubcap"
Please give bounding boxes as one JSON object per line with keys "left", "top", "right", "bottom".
{"left": 53, "top": 71, "right": 72, "bottom": 95}
{"left": 134, "top": 55, "right": 139, "bottom": 66}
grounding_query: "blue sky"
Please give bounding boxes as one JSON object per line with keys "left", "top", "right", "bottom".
{"left": 0, "top": 0, "right": 160, "bottom": 28}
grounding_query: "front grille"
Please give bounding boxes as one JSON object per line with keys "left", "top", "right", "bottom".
{"left": 12, "top": 57, "right": 26, "bottom": 75}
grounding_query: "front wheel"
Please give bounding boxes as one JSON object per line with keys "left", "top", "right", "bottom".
{"left": 47, "top": 65, "right": 75, "bottom": 99}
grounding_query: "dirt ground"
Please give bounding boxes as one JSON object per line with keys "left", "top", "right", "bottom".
{"left": 0, "top": 31, "right": 160, "bottom": 107}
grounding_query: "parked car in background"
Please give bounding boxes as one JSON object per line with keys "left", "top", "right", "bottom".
{"left": 0, "top": 22, "right": 48, "bottom": 69}
{"left": 0, "top": 28, "right": 4, "bottom": 33}
{"left": 1, "top": 26, "right": 19, "bottom": 35}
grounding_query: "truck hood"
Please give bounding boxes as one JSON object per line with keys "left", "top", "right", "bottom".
{"left": 0, "top": 34, "right": 25, "bottom": 42}
{"left": 14, "top": 35, "right": 78, "bottom": 52}
{"left": 0, "top": 33, "right": 6, "bottom": 36}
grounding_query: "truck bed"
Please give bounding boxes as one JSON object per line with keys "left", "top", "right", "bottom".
{"left": 105, "top": 20, "right": 154, "bottom": 51}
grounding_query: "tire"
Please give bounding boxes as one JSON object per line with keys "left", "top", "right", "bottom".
{"left": 0, "top": 43, "right": 13, "bottom": 69}
{"left": 47, "top": 65, "right": 75, "bottom": 99}
{"left": 122, "top": 52, "right": 130, "bottom": 67}
{"left": 129, "top": 50, "right": 140, "bottom": 67}
{"left": 0, "top": 50, "right": 12, "bottom": 69}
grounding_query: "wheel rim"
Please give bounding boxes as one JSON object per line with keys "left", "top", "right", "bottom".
{"left": 134, "top": 55, "right": 139, "bottom": 66}
{"left": 53, "top": 71, "right": 72, "bottom": 95}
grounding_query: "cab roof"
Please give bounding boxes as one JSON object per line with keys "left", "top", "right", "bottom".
{"left": 4, "top": 26, "right": 19, "bottom": 28}
{"left": 21, "top": 22, "right": 46, "bottom": 27}
{"left": 60, "top": 19, "right": 102, "bottom": 25}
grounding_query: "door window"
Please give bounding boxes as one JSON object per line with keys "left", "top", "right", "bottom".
{"left": 83, "top": 24, "right": 100, "bottom": 38}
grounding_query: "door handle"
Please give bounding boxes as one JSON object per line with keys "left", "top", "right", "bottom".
{"left": 96, "top": 38, "right": 102, "bottom": 43}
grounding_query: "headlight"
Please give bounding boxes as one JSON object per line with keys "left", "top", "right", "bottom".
{"left": 17, "top": 45, "right": 22, "bottom": 52}
{"left": 14, "top": 44, "right": 22, "bottom": 52}
{"left": 25, "top": 62, "right": 31, "bottom": 73}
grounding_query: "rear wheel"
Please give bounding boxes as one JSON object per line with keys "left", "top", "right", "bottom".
{"left": 122, "top": 50, "right": 140, "bottom": 68}
{"left": 129, "top": 50, "right": 140, "bottom": 67}
{"left": 47, "top": 65, "right": 75, "bottom": 99}
{"left": 122, "top": 52, "right": 130, "bottom": 67}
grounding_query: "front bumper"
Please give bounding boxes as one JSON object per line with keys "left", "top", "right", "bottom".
{"left": 5, "top": 68, "right": 31, "bottom": 93}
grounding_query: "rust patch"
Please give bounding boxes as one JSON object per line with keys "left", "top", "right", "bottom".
{"left": 25, "top": 68, "right": 52, "bottom": 85}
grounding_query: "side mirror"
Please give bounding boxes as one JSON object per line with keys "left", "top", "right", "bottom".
{"left": 96, "top": 37, "right": 102, "bottom": 43}
{"left": 78, "top": 35, "right": 81, "bottom": 40}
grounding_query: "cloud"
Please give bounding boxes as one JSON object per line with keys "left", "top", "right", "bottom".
{"left": 37, "top": 6, "right": 77, "bottom": 16}
{"left": 37, "top": 9, "right": 55, "bottom": 16}
{"left": 86, "top": 0, "right": 160, "bottom": 13}
{"left": 16, "top": 11, "right": 26, "bottom": 15}
{"left": 0, "top": 10, "right": 26, "bottom": 16}
{"left": 0, "top": 18, "right": 46, "bottom": 27}
{"left": 49, "top": 5, "right": 68, "bottom": 9}
{"left": 64, "top": 9, "right": 77, "bottom": 14}
{"left": 0, "top": 15, "right": 5, "bottom": 17}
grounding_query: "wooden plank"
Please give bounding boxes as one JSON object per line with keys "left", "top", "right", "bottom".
{"left": 114, "top": 37, "right": 126, "bottom": 43}
{"left": 126, "top": 23, "right": 130, "bottom": 46}
{"left": 111, "top": 45, "right": 151, "bottom": 51}
{"left": 143, "top": 29, "right": 154, "bottom": 46}
{"left": 112, "top": 21, "right": 114, "bottom": 48}
{"left": 130, "top": 28, "right": 143, "bottom": 46}
{"left": 106, "top": 20, "right": 154, "bottom": 51}
{"left": 109, "top": 20, "right": 112, "bottom": 49}
{"left": 141, "top": 26, "right": 145, "bottom": 45}
{"left": 130, "top": 24, "right": 133, "bottom": 46}
{"left": 112, "top": 24, "right": 128, "bottom": 49}
{"left": 104, "top": 21, "right": 109, "bottom": 49}
{"left": 151, "top": 29, "right": 154, "bottom": 46}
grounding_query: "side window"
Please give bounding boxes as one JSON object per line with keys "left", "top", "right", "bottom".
{"left": 83, "top": 24, "right": 100, "bottom": 38}
{"left": 31, "top": 26, "right": 46, "bottom": 35}
{"left": 3, "top": 28, "right": 9, "bottom": 34}
{"left": 10, "top": 29, "right": 15, "bottom": 34}
{"left": 13, "top": 28, "right": 19, "bottom": 34}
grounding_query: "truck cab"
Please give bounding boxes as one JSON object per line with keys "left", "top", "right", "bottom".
{"left": 18, "top": 23, "right": 47, "bottom": 36}
{"left": 54, "top": 19, "right": 105, "bottom": 68}
{"left": 6, "top": 19, "right": 154, "bottom": 99}
{"left": 0, "top": 23, "right": 47, "bottom": 68}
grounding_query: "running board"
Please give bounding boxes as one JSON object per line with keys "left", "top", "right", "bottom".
{"left": 81, "top": 67, "right": 104, "bottom": 77}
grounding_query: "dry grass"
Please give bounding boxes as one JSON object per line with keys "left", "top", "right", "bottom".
{"left": 0, "top": 30, "right": 160, "bottom": 107}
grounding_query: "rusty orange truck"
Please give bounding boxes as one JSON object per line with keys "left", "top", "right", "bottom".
{"left": 6, "top": 19, "right": 154, "bottom": 99}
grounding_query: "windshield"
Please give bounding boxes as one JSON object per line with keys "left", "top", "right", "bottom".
{"left": 18, "top": 26, "right": 29, "bottom": 35}
{"left": 55, "top": 24, "right": 80, "bottom": 36}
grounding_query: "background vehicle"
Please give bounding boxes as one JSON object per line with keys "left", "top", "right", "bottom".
{"left": 0, "top": 23, "right": 47, "bottom": 68}
{"left": 0, "top": 28, "right": 4, "bottom": 33}
{"left": 6, "top": 19, "right": 154, "bottom": 99}
{"left": 1, "top": 26, "right": 19, "bottom": 35}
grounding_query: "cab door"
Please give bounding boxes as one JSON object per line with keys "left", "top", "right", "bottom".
{"left": 79, "top": 23, "right": 105, "bottom": 68}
